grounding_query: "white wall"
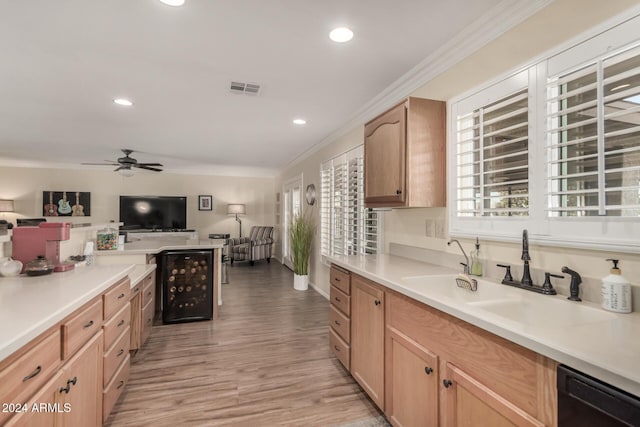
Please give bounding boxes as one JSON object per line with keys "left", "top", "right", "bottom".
{"left": 278, "top": 0, "right": 640, "bottom": 297}
{"left": 0, "top": 166, "right": 276, "bottom": 241}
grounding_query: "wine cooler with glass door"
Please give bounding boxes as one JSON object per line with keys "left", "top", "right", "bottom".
{"left": 161, "top": 250, "right": 213, "bottom": 324}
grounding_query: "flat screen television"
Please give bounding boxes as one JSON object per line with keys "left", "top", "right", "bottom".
{"left": 119, "top": 196, "right": 187, "bottom": 230}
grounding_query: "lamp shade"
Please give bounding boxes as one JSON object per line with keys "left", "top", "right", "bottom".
{"left": 227, "top": 204, "right": 246, "bottom": 215}
{"left": 0, "top": 200, "right": 14, "bottom": 212}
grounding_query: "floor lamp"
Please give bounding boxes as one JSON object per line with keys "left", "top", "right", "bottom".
{"left": 227, "top": 204, "right": 246, "bottom": 237}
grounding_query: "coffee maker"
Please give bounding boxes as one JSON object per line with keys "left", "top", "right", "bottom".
{"left": 12, "top": 222, "right": 75, "bottom": 273}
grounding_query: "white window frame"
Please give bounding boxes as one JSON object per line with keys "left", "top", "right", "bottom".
{"left": 320, "top": 145, "right": 383, "bottom": 263}
{"left": 448, "top": 12, "right": 640, "bottom": 253}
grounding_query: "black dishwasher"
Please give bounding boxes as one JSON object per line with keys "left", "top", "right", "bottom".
{"left": 558, "top": 365, "right": 640, "bottom": 426}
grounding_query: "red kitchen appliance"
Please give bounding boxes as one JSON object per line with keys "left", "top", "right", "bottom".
{"left": 12, "top": 222, "right": 75, "bottom": 273}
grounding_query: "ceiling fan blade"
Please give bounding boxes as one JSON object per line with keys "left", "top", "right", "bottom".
{"left": 81, "top": 162, "right": 119, "bottom": 166}
{"left": 135, "top": 165, "right": 163, "bottom": 172}
{"left": 114, "top": 166, "right": 130, "bottom": 172}
{"left": 137, "top": 162, "right": 163, "bottom": 167}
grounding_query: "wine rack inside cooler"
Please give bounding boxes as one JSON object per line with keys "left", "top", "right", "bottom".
{"left": 161, "top": 250, "right": 213, "bottom": 323}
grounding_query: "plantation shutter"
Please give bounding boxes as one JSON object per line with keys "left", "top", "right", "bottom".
{"left": 547, "top": 45, "right": 640, "bottom": 217}
{"left": 320, "top": 146, "right": 381, "bottom": 257}
{"left": 455, "top": 87, "right": 530, "bottom": 217}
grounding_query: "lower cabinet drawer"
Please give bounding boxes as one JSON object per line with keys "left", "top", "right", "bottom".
{"left": 0, "top": 329, "right": 62, "bottom": 425}
{"left": 330, "top": 285, "right": 350, "bottom": 317}
{"left": 142, "top": 277, "right": 155, "bottom": 307}
{"left": 329, "top": 304, "right": 351, "bottom": 343}
{"left": 104, "top": 303, "right": 131, "bottom": 351}
{"left": 62, "top": 299, "right": 103, "bottom": 359}
{"left": 329, "top": 328, "right": 350, "bottom": 370}
{"left": 103, "top": 327, "right": 131, "bottom": 387}
{"left": 103, "top": 353, "right": 131, "bottom": 423}
{"left": 103, "top": 277, "right": 131, "bottom": 320}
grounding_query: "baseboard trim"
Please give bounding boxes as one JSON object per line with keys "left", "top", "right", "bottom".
{"left": 310, "top": 280, "right": 329, "bottom": 300}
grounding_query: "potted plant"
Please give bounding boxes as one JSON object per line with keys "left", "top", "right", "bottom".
{"left": 289, "top": 211, "right": 314, "bottom": 290}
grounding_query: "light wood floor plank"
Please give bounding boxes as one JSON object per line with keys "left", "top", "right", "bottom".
{"left": 105, "top": 262, "right": 386, "bottom": 426}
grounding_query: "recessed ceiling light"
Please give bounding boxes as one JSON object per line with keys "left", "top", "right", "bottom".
{"left": 113, "top": 98, "right": 133, "bottom": 107}
{"left": 293, "top": 118, "right": 307, "bottom": 125}
{"left": 159, "top": 0, "right": 185, "bottom": 6}
{"left": 329, "top": 27, "right": 353, "bottom": 43}
{"left": 611, "top": 83, "right": 631, "bottom": 92}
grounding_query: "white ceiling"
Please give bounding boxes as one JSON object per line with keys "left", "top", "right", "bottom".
{"left": 0, "top": 0, "right": 513, "bottom": 176}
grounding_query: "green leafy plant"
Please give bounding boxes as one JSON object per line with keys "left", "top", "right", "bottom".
{"left": 289, "top": 211, "right": 315, "bottom": 275}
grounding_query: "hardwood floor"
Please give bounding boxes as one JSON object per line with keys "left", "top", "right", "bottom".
{"left": 105, "top": 261, "right": 386, "bottom": 426}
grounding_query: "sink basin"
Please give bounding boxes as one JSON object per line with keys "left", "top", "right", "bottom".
{"left": 401, "top": 274, "right": 515, "bottom": 303}
{"left": 468, "top": 297, "right": 616, "bottom": 328}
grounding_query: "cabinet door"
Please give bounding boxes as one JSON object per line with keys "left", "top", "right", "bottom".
{"left": 441, "top": 362, "right": 545, "bottom": 427}
{"left": 386, "top": 327, "right": 438, "bottom": 427}
{"left": 59, "top": 332, "right": 103, "bottom": 427}
{"left": 364, "top": 101, "right": 406, "bottom": 206}
{"left": 4, "top": 371, "right": 65, "bottom": 427}
{"left": 351, "top": 275, "right": 385, "bottom": 409}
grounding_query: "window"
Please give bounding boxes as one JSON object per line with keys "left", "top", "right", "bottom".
{"left": 547, "top": 46, "right": 640, "bottom": 217}
{"left": 321, "top": 146, "right": 382, "bottom": 257}
{"left": 449, "top": 14, "right": 640, "bottom": 251}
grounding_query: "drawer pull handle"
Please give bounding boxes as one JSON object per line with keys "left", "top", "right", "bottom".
{"left": 60, "top": 384, "right": 71, "bottom": 394}
{"left": 443, "top": 379, "right": 453, "bottom": 388}
{"left": 117, "top": 349, "right": 125, "bottom": 357}
{"left": 334, "top": 345, "right": 340, "bottom": 352}
{"left": 83, "top": 320, "right": 94, "bottom": 329}
{"left": 22, "top": 365, "right": 42, "bottom": 382}
{"left": 335, "top": 297, "right": 341, "bottom": 302}
{"left": 334, "top": 320, "right": 341, "bottom": 326}
{"left": 425, "top": 367, "right": 433, "bottom": 375}
{"left": 374, "top": 299, "right": 381, "bottom": 306}
{"left": 67, "top": 376, "right": 77, "bottom": 386}
{"left": 117, "top": 380, "right": 125, "bottom": 390}
{"left": 334, "top": 278, "right": 341, "bottom": 282}
{"left": 118, "top": 293, "right": 126, "bottom": 299}
{"left": 118, "top": 319, "right": 125, "bottom": 327}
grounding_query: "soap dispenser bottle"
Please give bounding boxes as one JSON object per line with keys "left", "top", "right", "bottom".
{"left": 470, "top": 237, "right": 483, "bottom": 276}
{"left": 601, "top": 259, "right": 632, "bottom": 313}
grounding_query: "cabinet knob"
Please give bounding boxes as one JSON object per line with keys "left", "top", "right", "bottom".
{"left": 443, "top": 379, "right": 453, "bottom": 388}
{"left": 374, "top": 299, "right": 381, "bottom": 306}
{"left": 425, "top": 367, "right": 433, "bottom": 375}
{"left": 396, "top": 189, "right": 402, "bottom": 195}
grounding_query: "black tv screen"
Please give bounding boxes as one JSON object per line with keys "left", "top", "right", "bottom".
{"left": 119, "top": 196, "right": 187, "bottom": 230}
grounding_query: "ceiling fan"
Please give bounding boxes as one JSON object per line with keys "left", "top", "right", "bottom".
{"left": 82, "top": 149, "right": 163, "bottom": 174}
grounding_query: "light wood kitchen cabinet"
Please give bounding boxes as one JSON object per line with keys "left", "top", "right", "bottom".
{"left": 386, "top": 291, "right": 556, "bottom": 427}
{"left": 351, "top": 274, "right": 385, "bottom": 410}
{"left": 329, "top": 265, "right": 351, "bottom": 370}
{"left": 4, "top": 371, "right": 64, "bottom": 427}
{"left": 440, "top": 362, "right": 545, "bottom": 427}
{"left": 364, "top": 97, "right": 446, "bottom": 208}
{"left": 58, "top": 332, "right": 103, "bottom": 427}
{"left": 385, "top": 326, "right": 438, "bottom": 427}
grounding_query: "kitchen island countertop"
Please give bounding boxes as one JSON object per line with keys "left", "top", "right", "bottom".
{"left": 0, "top": 264, "right": 135, "bottom": 361}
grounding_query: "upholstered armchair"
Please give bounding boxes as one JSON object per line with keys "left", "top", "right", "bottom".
{"left": 228, "top": 226, "right": 274, "bottom": 266}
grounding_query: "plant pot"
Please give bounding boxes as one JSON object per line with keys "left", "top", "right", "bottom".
{"left": 294, "top": 273, "right": 309, "bottom": 291}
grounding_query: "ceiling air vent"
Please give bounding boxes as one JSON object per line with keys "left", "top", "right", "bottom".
{"left": 229, "top": 81, "right": 261, "bottom": 96}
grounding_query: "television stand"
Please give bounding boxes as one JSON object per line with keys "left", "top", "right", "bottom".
{"left": 124, "top": 230, "right": 199, "bottom": 241}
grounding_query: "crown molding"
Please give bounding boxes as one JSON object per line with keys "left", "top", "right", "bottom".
{"left": 282, "top": 0, "right": 555, "bottom": 171}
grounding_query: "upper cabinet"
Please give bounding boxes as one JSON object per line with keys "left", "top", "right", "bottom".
{"left": 364, "top": 97, "right": 446, "bottom": 208}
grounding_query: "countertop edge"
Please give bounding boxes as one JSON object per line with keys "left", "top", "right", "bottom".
{"left": 328, "top": 255, "right": 640, "bottom": 397}
{"left": 0, "top": 264, "right": 135, "bottom": 361}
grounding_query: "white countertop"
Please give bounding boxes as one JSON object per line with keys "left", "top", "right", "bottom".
{"left": 0, "top": 264, "right": 134, "bottom": 361}
{"left": 128, "top": 264, "right": 157, "bottom": 287}
{"left": 95, "top": 238, "right": 223, "bottom": 256}
{"left": 329, "top": 254, "right": 640, "bottom": 397}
